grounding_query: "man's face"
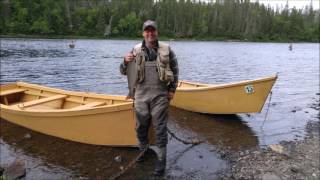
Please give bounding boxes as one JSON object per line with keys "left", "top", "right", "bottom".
{"left": 143, "top": 27, "right": 158, "bottom": 43}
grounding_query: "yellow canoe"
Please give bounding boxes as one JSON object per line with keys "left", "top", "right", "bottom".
{"left": 0, "top": 82, "right": 155, "bottom": 146}
{"left": 171, "top": 75, "right": 277, "bottom": 114}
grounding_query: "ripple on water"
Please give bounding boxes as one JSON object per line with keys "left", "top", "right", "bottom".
{"left": 0, "top": 39, "right": 318, "bottom": 178}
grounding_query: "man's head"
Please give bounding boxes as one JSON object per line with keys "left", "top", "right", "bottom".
{"left": 142, "top": 20, "right": 158, "bottom": 43}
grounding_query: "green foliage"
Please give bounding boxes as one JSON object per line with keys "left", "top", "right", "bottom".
{"left": 30, "top": 18, "right": 51, "bottom": 34}
{"left": 1, "top": 0, "right": 319, "bottom": 42}
{"left": 116, "top": 12, "right": 141, "bottom": 36}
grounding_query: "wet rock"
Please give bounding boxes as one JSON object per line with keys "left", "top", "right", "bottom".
{"left": 114, "top": 155, "right": 122, "bottom": 163}
{"left": 290, "top": 165, "right": 300, "bottom": 173}
{"left": 3, "top": 159, "right": 26, "bottom": 180}
{"left": 261, "top": 172, "right": 281, "bottom": 180}
{"left": 220, "top": 151, "right": 227, "bottom": 158}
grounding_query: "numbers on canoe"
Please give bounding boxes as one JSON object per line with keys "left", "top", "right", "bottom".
{"left": 245, "top": 85, "right": 255, "bottom": 94}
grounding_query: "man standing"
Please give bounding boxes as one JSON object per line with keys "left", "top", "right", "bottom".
{"left": 120, "top": 20, "right": 179, "bottom": 176}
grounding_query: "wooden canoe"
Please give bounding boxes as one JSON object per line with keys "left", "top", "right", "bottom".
{"left": 0, "top": 82, "right": 155, "bottom": 146}
{"left": 171, "top": 75, "right": 277, "bottom": 114}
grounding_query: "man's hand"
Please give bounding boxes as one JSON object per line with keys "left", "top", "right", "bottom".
{"left": 168, "top": 91, "right": 175, "bottom": 101}
{"left": 124, "top": 52, "right": 135, "bottom": 64}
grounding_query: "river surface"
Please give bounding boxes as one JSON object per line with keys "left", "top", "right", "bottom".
{"left": 0, "top": 38, "right": 319, "bottom": 179}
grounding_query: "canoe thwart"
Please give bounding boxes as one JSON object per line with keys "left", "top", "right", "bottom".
{"left": 15, "top": 95, "right": 67, "bottom": 108}
{"left": 0, "top": 89, "right": 26, "bottom": 96}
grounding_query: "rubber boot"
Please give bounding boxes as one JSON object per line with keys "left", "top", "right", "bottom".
{"left": 136, "top": 144, "right": 149, "bottom": 163}
{"left": 154, "top": 147, "right": 166, "bottom": 176}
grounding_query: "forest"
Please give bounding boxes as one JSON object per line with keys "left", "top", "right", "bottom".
{"left": 0, "top": 0, "right": 319, "bottom": 41}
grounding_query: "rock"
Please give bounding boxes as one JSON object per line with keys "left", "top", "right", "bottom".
{"left": 268, "top": 144, "right": 284, "bottom": 154}
{"left": 3, "top": 159, "right": 26, "bottom": 180}
{"left": 261, "top": 172, "right": 281, "bottom": 180}
{"left": 316, "top": 93, "right": 320, "bottom": 95}
{"left": 119, "top": 166, "right": 124, "bottom": 171}
{"left": 291, "top": 110, "right": 296, "bottom": 113}
{"left": 290, "top": 166, "right": 299, "bottom": 173}
{"left": 24, "top": 133, "right": 31, "bottom": 139}
{"left": 114, "top": 155, "right": 122, "bottom": 163}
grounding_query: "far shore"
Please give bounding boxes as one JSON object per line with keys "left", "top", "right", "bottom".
{"left": 1, "top": 34, "right": 317, "bottom": 43}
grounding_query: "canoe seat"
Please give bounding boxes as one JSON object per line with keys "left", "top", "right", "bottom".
{"left": 0, "top": 89, "right": 26, "bottom": 96}
{"left": 15, "top": 95, "right": 67, "bottom": 108}
{"left": 71, "top": 102, "right": 106, "bottom": 110}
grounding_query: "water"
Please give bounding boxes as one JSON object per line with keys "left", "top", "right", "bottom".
{"left": 0, "top": 38, "right": 319, "bottom": 179}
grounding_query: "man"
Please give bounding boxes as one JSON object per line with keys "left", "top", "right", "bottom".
{"left": 120, "top": 20, "right": 179, "bottom": 176}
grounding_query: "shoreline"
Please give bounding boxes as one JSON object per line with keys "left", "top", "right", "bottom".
{"left": 1, "top": 34, "right": 318, "bottom": 43}
{"left": 218, "top": 120, "right": 320, "bottom": 180}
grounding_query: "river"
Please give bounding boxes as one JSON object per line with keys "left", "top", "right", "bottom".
{"left": 0, "top": 38, "right": 319, "bottom": 179}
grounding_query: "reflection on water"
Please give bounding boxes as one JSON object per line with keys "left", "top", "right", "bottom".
{"left": 169, "top": 107, "right": 258, "bottom": 150}
{"left": 0, "top": 38, "right": 319, "bottom": 178}
{"left": 0, "top": 119, "right": 156, "bottom": 179}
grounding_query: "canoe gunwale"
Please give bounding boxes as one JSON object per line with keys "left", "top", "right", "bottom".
{"left": 0, "top": 101, "right": 133, "bottom": 117}
{"left": 177, "top": 75, "right": 277, "bottom": 92}
{"left": 15, "top": 81, "right": 129, "bottom": 101}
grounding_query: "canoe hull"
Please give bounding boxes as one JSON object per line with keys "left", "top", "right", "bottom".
{"left": 0, "top": 82, "right": 156, "bottom": 146}
{"left": 171, "top": 76, "right": 277, "bottom": 114}
{"left": 0, "top": 104, "right": 140, "bottom": 146}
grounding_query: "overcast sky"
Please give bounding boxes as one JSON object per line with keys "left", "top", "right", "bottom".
{"left": 258, "top": 0, "right": 319, "bottom": 10}
{"left": 201, "top": 0, "right": 319, "bottom": 10}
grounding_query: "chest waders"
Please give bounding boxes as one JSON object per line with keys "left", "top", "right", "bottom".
{"left": 134, "top": 61, "right": 169, "bottom": 148}
{"left": 134, "top": 61, "right": 168, "bottom": 175}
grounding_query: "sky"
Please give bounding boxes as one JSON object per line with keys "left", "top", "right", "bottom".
{"left": 257, "top": 0, "right": 319, "bottom": 10}
{"left": 201, "top": 0, "right": 320, "bottom": 10}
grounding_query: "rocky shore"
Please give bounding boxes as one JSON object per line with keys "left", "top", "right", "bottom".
{"left": 219, "top": 120, "right": 319, "bottom": 180}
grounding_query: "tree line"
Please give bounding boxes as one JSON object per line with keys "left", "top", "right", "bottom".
{"left": 0, "top": 0, "right": 319, "bottom": 42}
